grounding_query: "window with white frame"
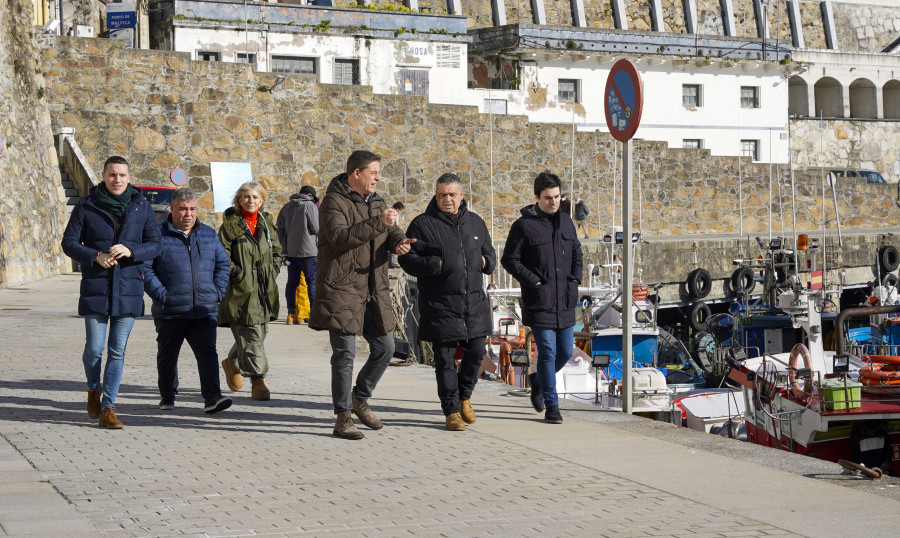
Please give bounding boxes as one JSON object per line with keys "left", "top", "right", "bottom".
{"left": 741, "top": 139, "right": 759, "bottom": 161}
{"left": 683, "top": 84, "right": 702, "bottom": 107}
{"left": 236, "top": 53, "right": 257, "bottom": 70}
{"left": 271, "top": 55, "right": 316, "bottom": 74}
{"left": 333, "top": 59, "right": 360, "bottom": 85}
{"left": 197, "top": 51, "right": 220, "bottom": 62}
{"left": 558, "top": 79, "right": 579, "bottom": 103}
{"left": 741, "top": 86, "right": 760, "bottom": 108}
{"left": 683, "top": 139, "right": 702, "bottom": 149}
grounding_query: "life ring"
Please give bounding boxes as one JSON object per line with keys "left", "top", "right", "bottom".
{"left": 687, "top": 268, "right": 712, "bottom": 299}
{"left": 879, "top": 245, "right": 900, "bottom": 273}
{"left": 788, "top": 343, "right": 814, "bottom": 403}
{"left": 731, "top": 266, "right": 756, "bottom": 294}
{"left": 632, "top": 284, "right": 649, "bottom": 301}
{"left": 497, "top": 341, "right": 515, "bottom": 385}
{"left": 862, "top": 354, "right": 900, "bottom": 366}
{"left": 688, "top": 301, "right": 711, "bottom": 331}
{"left": 859, "top": 363, "right": 900, "bottom": 383}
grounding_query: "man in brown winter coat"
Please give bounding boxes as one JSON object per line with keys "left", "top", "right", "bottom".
{"left": 309, "top": 150, "right": 414, "bottom": 440}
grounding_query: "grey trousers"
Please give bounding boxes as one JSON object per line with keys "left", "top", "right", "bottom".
{"left": 329, "top": 304, "right": 394, "bottom": 414}
{"left": 227, "top": 323, "right": 269, "bottom": 378}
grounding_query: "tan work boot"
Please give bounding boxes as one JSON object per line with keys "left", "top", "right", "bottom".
{"left": 251, "top": 377, "right": 270, "bottom": 401}
{"left": 459, "top": 399, "right": 476, "bottom": 424}
{"left": 351, "top": 392, "right": 383, "bottom": 429}
{"left": 99, "top": 407, "right": 123, "bottom": 429}
{"left": 286, "top": 314, "right": 297, "bottom": 325}
{"left": 221, "top": 359, "right": 242, "bottom": 391}
{"left": 333, "top": 410, "right": 364, "bottom": 440}
{"left": 87, "top": 388, "right": 101, "bottom": 419}
{"left": 446, "top": 413, "right": 466, "bottom": 431}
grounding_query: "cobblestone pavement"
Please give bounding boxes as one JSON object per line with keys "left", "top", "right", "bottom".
{"left": 0, "top": 275, "right": 898, "bottom": 536}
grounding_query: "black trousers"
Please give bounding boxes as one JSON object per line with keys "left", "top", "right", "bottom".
{"left": 432, "top": 337, "right": 485, "bottom": 416}
{"left": 155, "top": 317, "right": 223, "bottom": 406}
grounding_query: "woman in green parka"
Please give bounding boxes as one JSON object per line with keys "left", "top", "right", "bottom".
{"left": 218, "top": 181, "right": 282, "bottom": 401}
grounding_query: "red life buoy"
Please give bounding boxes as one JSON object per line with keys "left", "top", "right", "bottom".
{"left": 788, "top": 343, "right": 814, "bottom": 403}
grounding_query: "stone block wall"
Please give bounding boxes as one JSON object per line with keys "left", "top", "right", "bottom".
{"left": 625, "top": 0, "right": 653, "bottom": 31}
{"left": 797, "top": 1, "right": 827, "bottom": 50}
{"left": 834, "top": 3, "right": 900, "bottom": 53}
{"left": 791, "top": 119, "right": 900, "bottom": 182}
{"left": 696, "top": 0, "right": 724, "bottom": 36}
{"left": 660, "top": 0, "right": 686, "bottom": 34}
{"left": 503, "top": 0, "right": 535, "bottom": 24}
{"left": 463, "top": 0, "right": 494, "bottom": 28}
{"left": 543, "top": 0, "right": 574, "bottom": 27}
{"left": 38, "top": 36, "right": 900, "bottom": 245}
{"left": 583, "top": 0, "right": 616, "bottom": 29}
{"left": 0, "top": 0, "right": 68, "bottom": 288}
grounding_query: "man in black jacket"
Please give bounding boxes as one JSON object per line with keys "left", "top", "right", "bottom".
{"left": 501, "top": 172, "right": 582, "bottom": 424}
{"left": 399, "top": 173, "right": 496, "bottom": 431}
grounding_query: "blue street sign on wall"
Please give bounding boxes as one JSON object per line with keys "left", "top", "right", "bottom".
{"left": 107, "top": 10, "right": 136, "bottom": 30}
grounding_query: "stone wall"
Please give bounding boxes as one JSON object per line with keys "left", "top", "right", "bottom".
{"left": 797, "top": 1, "right": 827, "bottom": 50}
{"left": 463, "top": 0, "right": 494, "bottom": 28}
{"left": 543, "top": 0, "right": 574, "bottom": 27}
{"left": 791, "top": 119, "right": 900, "bottom": 182}
{"left": 625, "top": 0, "right": 653, "bottom": 31}
{"left": 660, "top": 0, "right": 686, "bottom": 34}
{"left": 583, "top": 0, "right": 615, "bottom": 29}
{"left": 833, "top": 3, "right": 900, "bottom": 53}
{"left": 0, "top": 0, "right": 68, "bottom": 288}
{"left": 696, "top": 0, "right": 724, "bottom": 36}
{"left": 38, "top": 36, "right": 900, "bottom": 246}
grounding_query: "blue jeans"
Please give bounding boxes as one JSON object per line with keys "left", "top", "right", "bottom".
{"left": 532, "top": 325, "right": 575, "bottom": 408}
{"left": 285, "top": 256, "right": 317, "bottom": 315}
{"left": 82, "top": 314, "right": 136, "bottom": 409}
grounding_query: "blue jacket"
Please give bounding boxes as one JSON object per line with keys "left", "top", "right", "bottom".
{"left": 501, "top": 204, "right": 583, "bottom": 329}
{"left": 143, "top": 220, "right": 230, "bottom": 319}
{"left": 61, "top": 186, "right": 162, "bottom": 317}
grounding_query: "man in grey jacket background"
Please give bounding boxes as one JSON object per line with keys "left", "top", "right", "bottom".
{"left": 276, "top": 185, "right": 319, "bottom": 325}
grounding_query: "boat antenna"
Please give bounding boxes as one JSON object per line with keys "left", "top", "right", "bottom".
{"left": 788, "top": 117, "right": 799, "bottom": 277}
{"left": 738, "top": 106, "right": 744, "bottom": 256}
{"left": 489, "top": 88, "right": 494, "bottom": 240}
{"left": 768, "top": 127, "right": 773, "bottom": 242}
{"left": 570, "top": 105, "right": 576, "bottom": 218}
{"left": 819, "top": 112, "right": 827, "bottom": 289}
{"left": 637, "top": 162, "right": 643, "bottom": 237}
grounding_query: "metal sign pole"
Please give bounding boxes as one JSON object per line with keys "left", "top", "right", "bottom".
{"left": 622, "top": 138, "right": 633, "bottom": 414}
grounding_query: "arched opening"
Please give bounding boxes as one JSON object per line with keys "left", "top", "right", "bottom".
{"left": 814, "top": 77, "right": 843, "bottom": 118}
{"left": 849, "top": 78, "right": 877, "bottom": 119}
{"left": 788, "top": 76, "right": 809, "bottom": 117}
{"left": 884, "top": 80, "right": 900, "bottom": 120}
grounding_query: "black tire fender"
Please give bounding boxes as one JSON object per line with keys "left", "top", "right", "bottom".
{"left": 731, "top": 267, "right": 756, "bottom": 294}
{"left": 883, "top": 273, "right": 899, "bottom": 290}
{"left": 687, "top": 268, "right": 712, "bottom": 299}
{"left": 689, "top": 301, "right": 712, "bottom": 331}
{"left": 879, "top": 245, "right": 900, "bottom": 273}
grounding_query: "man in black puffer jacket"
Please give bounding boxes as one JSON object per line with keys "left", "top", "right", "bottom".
{"left": 501, "top": 171, "right": 582, "bottom": 425}
{"left": 399, "top": 173, "right": 496, "bottom": 431}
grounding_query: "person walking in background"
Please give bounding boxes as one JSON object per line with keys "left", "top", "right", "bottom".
{"left": 276, "top": 184, "right": 319, "bottom": 325}
{"left": 501, "top": 171, "right": 583, "bottom": 424}
{"left": 398, "top": 173, "right": 496, "bottom": 431}
{"left": 310, "top": 150, "right": 414, "bottom": 440}
{"left": 143, "top": 188, "right": 232, "bottom": 414}
{"left": 218, "top": 181, "right": 282, "bottom": 402}
{"left": 559, "top": 193, "right": 571, "bottom": 216}
{"left": 61, "top": 155, "right": 162, "bottom": 429}
{"left": 573, "top": 196, "right": 590, "bottom": 238}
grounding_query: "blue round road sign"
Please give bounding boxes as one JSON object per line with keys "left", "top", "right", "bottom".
{"left": 170, "top": 167, "right": 187, "bottom": 186}
{"left": 604, "top": 59, "right": 643, "bottom": 142}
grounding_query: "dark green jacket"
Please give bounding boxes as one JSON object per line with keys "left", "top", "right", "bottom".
{"left": 218, "top": 207, "right": 282, "bottom": 326}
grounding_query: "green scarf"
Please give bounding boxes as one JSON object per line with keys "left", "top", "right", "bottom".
{"left": 95, "top": 183, "right": 133, "bottom": 222}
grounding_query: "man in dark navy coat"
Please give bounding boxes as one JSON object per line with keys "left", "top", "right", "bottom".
{"left": 144, "top": 188, "right": 232, "bottom": 414}
{"left": 399, "top": 173, "right": 496, "bottom": 431}
{"left": 501, "top": 171, "right": 582, "bottom": 424}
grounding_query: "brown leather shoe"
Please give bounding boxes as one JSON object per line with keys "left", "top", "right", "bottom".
{"left": 99, "top": 407, "right": 123, "bottom": 429}
{"left": 351, "top": 392, "right": 383, "bottom": 429}
{"left": 87, "top": 388, "right": 101, "bottom": 419}
{"left": 221, "top": 359, "right": 242, "bottom": 391}
{"left": 286, "top": 314, "right": 297, "bottom": 325}
{"left": 251, "top": 377, "right": 270, "bottom": 401}
{"left": 459, "top": 399, "right": 476, "bottom": 424}
{"left": 445, "top": 413, "right": 466, "bottom": 431}
{"left": 333, "top": 410, "right": 364, "bottom": 440}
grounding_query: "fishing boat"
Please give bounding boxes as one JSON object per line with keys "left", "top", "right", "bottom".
{"left": 726, "top": 281, "right": 900, "bottom": 476}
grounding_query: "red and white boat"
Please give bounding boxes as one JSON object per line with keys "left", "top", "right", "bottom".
{"left": 727, "top": 286, "right": 900, "bottom": 475}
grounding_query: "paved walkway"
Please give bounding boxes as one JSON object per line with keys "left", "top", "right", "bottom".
{"left": 1, "top": 274, "right": 899, "bottom": 537}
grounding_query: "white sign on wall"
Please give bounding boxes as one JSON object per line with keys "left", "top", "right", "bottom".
{"left": 211, "top": 162, "right": 253, "bottom": 213}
